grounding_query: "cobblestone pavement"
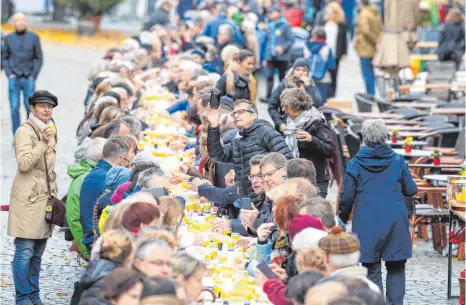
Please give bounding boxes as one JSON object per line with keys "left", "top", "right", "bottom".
{"left": 0, "top": 42, "right": 464, "bottom": 305}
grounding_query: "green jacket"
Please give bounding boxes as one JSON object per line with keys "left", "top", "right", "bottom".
{"left": 66, "top": 159, "right": 96, "bottom": 258}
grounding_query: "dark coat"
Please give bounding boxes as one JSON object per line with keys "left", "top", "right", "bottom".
{"left": 80, "top": 159, "right": 112, "bottom": 247}
{"left": 338, "top": 144, "right": 417, "bottom": 263}
{"left": 207, "top": 120, "right": 292, "bottom": 196}
{"left": 142, "top": 8, "right": 170, "bottom": 31}
{"left": 265, "top": 17, "right": 295, "bottom": 62}
{"left": 216, "top": 73, "right": 252, "bottom": 101}
{"left": 268, "top": 81, "right": 323, "bottom": 128}
{"left": 78, "top": 259, "right": 117, "bottom": 305}
{"left": 297, "top": 116, "right": 336, "bottom": 183}
{"left": 334, "top": 23, "right": 348, "bottom": 61}
{"left": 437, "top": 22, "right": 465, "bottom": 67}
{"left": 2, "top": 30, "right": 43, "bottom": 79}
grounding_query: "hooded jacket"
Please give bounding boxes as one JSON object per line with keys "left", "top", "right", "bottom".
{"left": 339, "top": 144, "right": 417, "bottom": 263}
{"left": 66, "top": 159, "right": 97, "bottom": 258}
{"left": 77, "top": 259, "right": 118, "bottom": 305}
{"left": 266, "top": 17, "right": 295, "bottom": 62}
{"left": 207, "top": 119, "right": 292, "bottom": 196}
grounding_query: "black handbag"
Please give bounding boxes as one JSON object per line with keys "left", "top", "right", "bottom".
{"left": 27, "top": 122, "right": 66, "bottom": 227}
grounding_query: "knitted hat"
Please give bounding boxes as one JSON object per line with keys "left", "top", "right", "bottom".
{"left": 318, "top": 226, "right": 360, "bottom": 254}
{"left": 288, "top": 215, "right": 325, "bottom": 241}
{"left": 292, "top": 58, "right": 309, "bottom": 71}
{"left": 192, "top": 48, "right": 206, "bottom": 59}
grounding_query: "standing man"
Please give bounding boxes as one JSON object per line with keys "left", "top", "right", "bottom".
{"left": 262, "top": 6, "right": 294, "bottom": 103}
{"left": 354, "top": 0, "right": 383, "bottom": 96}
{"left": 2, "top": 13, "right": 43, "bottom": 136}
{"left": 142, "top": 0, "right": 173, "bottom": 31}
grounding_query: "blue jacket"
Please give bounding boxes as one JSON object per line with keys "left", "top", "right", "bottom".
{"left": 166, "top": 99, "right": 189, "bottom": 115}
{"left": 307, "top": 41, "right": 337, "bottom": 71}
{"left": 338, "top": 144, "right": 417, "bottom": 263}
{"left": 202, "top": 15, "right": 244, "bottom": 45}
{"left": 80, "top": 159, "right": 112, "bottom": 247}
{"left": 2, "top": 30, "right": 43, "bottom": 79}
{"left": 265, "top": 17, "right": 294, "bottom": 61}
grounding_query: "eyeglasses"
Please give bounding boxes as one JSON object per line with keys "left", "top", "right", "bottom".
{"left": 144, "top": 259, "right": 172, "bottom": 267}
{"left": 230, "top": 109, "right": 254, "bottom": 117}
{"left": 120, "top": 157, "right": 130, "bottom": 167}
{"left": 261, "top": 166, "right": 284, "bottom": 179}
{"left": 248, "top": 174, "right": 262, "bottom": 181}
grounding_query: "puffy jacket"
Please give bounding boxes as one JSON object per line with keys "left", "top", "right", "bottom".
{"left": 268, "top": 81, "right": 323, "bottom": 128}
{"left": 80, "top": 159, "right": 112, "bottom": 247}
{"left": 78, "top": 259, "right": 117, "bottom": 305}
{"left": 207, "top": 120, "right": 292, "bottom": 196}
{"left": 66, "top": 159, "right": 96, "bottom": 258}
{"left": 266, "top": 17, "right": 294, "bottom": 62}
{"left": 295, "top": 111, "right": 336, "bottom": 182}
{"left": 354, "top": 5, "right": 383, "bottom": 58}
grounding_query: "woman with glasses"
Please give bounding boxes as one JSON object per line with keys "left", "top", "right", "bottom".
{"left": 280, "top": 88, "right": 335, "bottom": 198}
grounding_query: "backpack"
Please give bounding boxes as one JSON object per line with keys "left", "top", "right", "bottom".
{"left": 290, "top": 28, "right": 310, "bottom": 63}
{"left": 308, "top": 46, "right": 328, "bottom": 81}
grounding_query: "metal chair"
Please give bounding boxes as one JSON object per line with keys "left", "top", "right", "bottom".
{"left": 354, "top": 93, "right": 374, "bottom": 113}
{"left": 454, "top": 128, "right": 465, "bottom": 159}
{"left": 344, "top": 126, "right": 361, "bottom": 159}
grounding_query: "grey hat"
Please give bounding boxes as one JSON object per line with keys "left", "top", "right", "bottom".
{"left": 28, "top": 90, "right": 58, "bottom": 107}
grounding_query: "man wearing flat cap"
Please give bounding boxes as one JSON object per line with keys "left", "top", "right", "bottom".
{"left": 8, "top": 89, "right": 58, "bottom": 305}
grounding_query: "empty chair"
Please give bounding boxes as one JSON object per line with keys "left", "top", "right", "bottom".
{"left": 349, "top": 124, "right": 363, "bottom": 140}
{"left": 426, "top": 62, "right": 457, "bottom": 83}
{"left": 454, "top": 128, "right": 465, "bottom": 159}
{"left": 374, "top": 97, "right": 393, "bottom": 112}
{"left": 355, "top": 93, "right": 374, "bottom": 113}
{"left": 344, "top": 126, "right": 361, "bottom": 159}
{"left": 429, "top": 128, "right": 461, "bottom": 147}
{"left": 321, "top": 107, "right": 342, "bottom": 122}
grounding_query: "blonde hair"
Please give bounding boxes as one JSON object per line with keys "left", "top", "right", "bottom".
{"left": 105, "top": 202, "right": 133, "bottom": 232}
{"left": 95, "top": 79, "right": 113, "bottom": 98}
{"left": 100, "top": 229, "right": 134, "bottom": 264}
{"left": 296, "top": 248, "right": 328, "bottom": 274}
{"left": 172, "top": 252, "right": 206, "bottom": 280}
{"left": 221, "top": 45, "right": 240, "bottom": 71}
{"left": 98, "top": 106, "right": 123, "bottom": 125}
{"left": 159, "top": 196, "right": 184, "bottom": 228}
{"left": 325, "top": 2, "right": 345, "bottom": 24}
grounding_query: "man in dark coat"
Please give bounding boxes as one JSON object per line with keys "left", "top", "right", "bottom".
{"left": 2, "top": 13, "right": 43, "bottom": 135}
{"left": 206, "top": 99, "right": 292, "bottom": 196}
{"left": 142, "top": 0, "right": 173, "bottom": 31}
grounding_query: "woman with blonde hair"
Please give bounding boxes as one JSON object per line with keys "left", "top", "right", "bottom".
{"left": 220, "top": 44, "right": 240, "bottom": 72}
{"left": 98, "top": 106, "right": 124, "bottom": 126}
{"left": 75, "top": 229, "right": 134, "bottom": 304}
{"left": 158, "top": 196, "right": 184, "bottom": 229}
{"left": 323, "top": 1, "right": 347, "bottom": 98}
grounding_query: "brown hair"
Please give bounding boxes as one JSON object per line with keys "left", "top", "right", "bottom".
{"left": 99, "top": 106, "right": 123, "bottom": 126}
{"left": 273, "top": 195, "right": 302, "bottom": 232}
{"left": 94, "top": 100, "right": 118, "bottom": 123}
{"left": 159, "top": 196, "right": 184, "bottom": 228}
{"left": 295, "top": 248, "right": 328, "bottom": 274}
{"left": 446, "top": 8, "right": 465, "bottom": 24}
{"left": 100, "top": 229, "right": 134, "bottom": 264}
{"left": 122, "top": 202, "right": 161, "bottom": 232}
{"left": 105, "top": 202, "right": 133, "bottom": 232}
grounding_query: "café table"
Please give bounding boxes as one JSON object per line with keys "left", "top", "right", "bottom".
{"left": 423, "top": 174, "right": 451, "bottom": 187}
{"left": 387, "top": 126, "right": 432, "bottom": 132}
{"left": 432, "top": 108, "right": 466, "bottom": 128}
{"left": 359, "top": 113, "right": 404, "bottom": 119}
{"left": 393, "top": 149, "right": 434, "bottom": 161}
{"left": 384, "top": 119, "right": 421, "bottom": 126}
{"left": 397, "top": 131, "right": 432, "bottom": 138}
{"left": 448, "top": 207, "right": 465, "bottom": 299}
{"left": 386, "top": 140, "right": 428, "bottom": 149}
{"left": 393, "top": 102, "right": 440, "bottom": 110}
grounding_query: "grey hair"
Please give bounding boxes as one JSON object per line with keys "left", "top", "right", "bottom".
{"left": 134, "top": 238, "right": 171, "bottom": 261}
{"left": 361, "top": 119, "right": 389, "bottom": 147}
{"left": 218, "top": 24, "right": 234, "bottom": 37}
{"left": 280, "top": 88, "right": 313, "bottom": 112}
{"left": 120, "top": 115, "right": 143, "bottom": 137}
{"left": 85, "top": 137, "right": 108, "bottom": 162}
{"left": 137, "top": 167, "right": 166, "bottom": 188}
{"left": 298, "top": 197, "right": 336, "bottom": 229}
{"left": 328, "top": 251, "right": 360, "bottom": 268}
{"left": 171, "top": 251, "right": 205, "bottom": 279}
{"left": 260, "top": 152, "right": 287, "bottom": 170}
{"left": 102, "top": 138, "right": 130, "bottom": 159}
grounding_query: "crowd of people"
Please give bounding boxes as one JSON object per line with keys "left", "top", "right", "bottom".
{"left": 4, "top": 1, "right": 466, "bottom": 305}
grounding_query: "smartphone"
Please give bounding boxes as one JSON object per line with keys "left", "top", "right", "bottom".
{"left": 210, "top": 89, "right": 221, "bottom": 109}
{"left": 293, "top": 76, "right": 304, "bottom": 86}
{"left": 240, "top": 198, "right": 252, "bottom": 210}
{"left": 256, "top": 260, "right": 278, "bottom": 279}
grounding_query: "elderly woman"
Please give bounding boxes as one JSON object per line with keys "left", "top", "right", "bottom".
{"left": 171, "top": 252, "right": 207, "bottom": 303}
{"left": 281, "top": 88, "right": 335, "bottom": 198}
{"left": 8, "top": 90, "right": 59, "bottom": 305}
{"left": 338, "top": 119, "right": 417, "bottom": 305}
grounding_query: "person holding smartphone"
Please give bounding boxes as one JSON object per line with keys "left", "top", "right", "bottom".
{"left": 281, "top": 88, "right": 335, "bottom": 198}
{"left": 268, "top": 58, "right": 322, "bottom": 133}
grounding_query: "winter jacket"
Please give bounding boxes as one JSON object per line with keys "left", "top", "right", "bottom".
{"left": 2, "top": 30, "right": 43, "bottom": 79}
{"left": 66, "top": 159, "right": 96, "bottom": 258}
{"left": 78, "top": 259, "right": 118, "bottom": 305}
{"left": 216, "top": 73, "right": 255, "bottom": 102}
{"left": 306, "top": 41, "right": 336, "bottom": 83}
{"left": 339, "top": 144, "right": 417, "bottom": 263}
{"left": 8, "top": 120, "right": 56, "bottom": 239}
{"left": 80, "top": 159, "right": 112, "bottom": 248}
{"left": 268, "top": 81, "right": 323, "bottom": 128}
{"left": 265, "top": 17, "right": 295, "bottom": 62}
{"left": 198, "top": 185, "right": 241, "bottom": 207}
{"left": 354, "top": 5, "right": 383, "bottom": 58}
{"left": 202, "top": 15, "right": 244, "bottom": 45}
{"left": 263, "top": 278, "right": 293, "bottom": 305}
{"left": 207, "top": 120, "right": 292, "bottom": 196}
{"left": 143, "top": 8, "right": 170, "bottom": 31}
{"left": 437, "top": 22, "right": 465, "bottom": 67}
{"left": 295, "top": 113, "right": 335, "bottom": 183}
{"left": 332, "top": 23, "right": 348, "bottom": 61}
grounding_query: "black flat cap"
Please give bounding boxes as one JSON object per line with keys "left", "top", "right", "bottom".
{"left": 28, "top": 90, "right": 58, "bottom": 107}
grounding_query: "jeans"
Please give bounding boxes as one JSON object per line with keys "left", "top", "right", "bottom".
{"left": 328, "top": 58, "right": 340, "bottom": 98}
{"left": 12, "top": 238, "right": 47, "bottom": 305}
{"left": 315, "top": 82, "right": 329, "bottom": 105}
{"left": 8, "top": 77, "right": 35, "bottom": 135}
{"left": 363, "top": 260, "right": 407, "bottom": 305}
{"left": 317, "top": 181, "right": 329, "bottom": 199}
{"left": 266, "top": 60, "right": 289, "bottom": 98}
{"left": 360, "top": 57, "right": 376, "bottom": 96}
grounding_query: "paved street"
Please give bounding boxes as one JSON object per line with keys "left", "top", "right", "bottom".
{"left": 0, "top": 42, "right": 463, "bottom": 305}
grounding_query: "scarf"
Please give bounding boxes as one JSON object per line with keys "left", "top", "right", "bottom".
{"left": 29, "top": 113, "right": 52, "bottom": 132}
{"left": 284, "top": 107, "right": 325, "bottom": 158}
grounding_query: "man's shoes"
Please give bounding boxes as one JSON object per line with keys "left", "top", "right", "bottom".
{"left": 260, "top": 97, "right": 269, "bottom": 104}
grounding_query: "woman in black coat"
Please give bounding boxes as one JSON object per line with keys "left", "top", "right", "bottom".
{"left": 281, "top": 88, "right": 335, "bottom": 198}
{"left": 323, "top": 1, "right": 348, "bottom": 98}
{"left": 437, "top": 9, "right": 465, "bottom": 69}
{"left": 268, "top": 58, "right": 323, "bottom": 133}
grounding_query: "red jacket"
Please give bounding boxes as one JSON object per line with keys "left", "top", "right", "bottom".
{"left": 263, "top": 278, "right": 293, "bottom": 305}
{"left": 283, "top": 8, "right": 303, "bottom": 28}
